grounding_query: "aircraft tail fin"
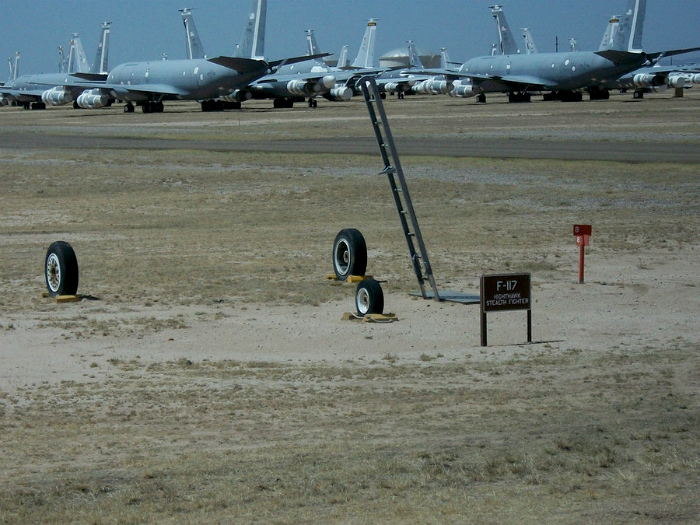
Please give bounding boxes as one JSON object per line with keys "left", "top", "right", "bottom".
{"left": 407, "top": 41, "right": 424, "bottom": 68}
{"left": 90, "top": 22, "right": 111, "bottom": 74}
{"left": 351, "top": 18, "right": 377, "bottom": 68}
{"left": 521, "top": 28, "right": 538, "bottom": 54}
{"left": 69, "top": 34, "right": 90, "bottom": 73}
{"left": 490, "top": 5, "right": 520, "bottom": 55}
{"left": 8, "top": 52, "right": 20, "bottom": 81}
{"left": 602, "top": 0, "right": 646, "bottom": 53}
{"left": 235, "top": 0, "right": 266, "bottom": 60}
{"left": 337, "top": 45, "right": 349, "bottom": 69}
{"left": 180, "top": 9, "right": 205, "bottom": 60}
{"left": 305, "top": 29, "right": 320, "bottom": 56}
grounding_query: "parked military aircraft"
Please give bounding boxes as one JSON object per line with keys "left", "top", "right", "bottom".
{"left": 0, "top": 23, "right": 110, "bottom": 110}
{"left": 222, "top": 15, "right": 379, "bottom": 109}
{"left": 73, "top": 0, "right": 324, "bottom": 113}
{"left": 426, "top": 0, "right": 700, "bottom": 103}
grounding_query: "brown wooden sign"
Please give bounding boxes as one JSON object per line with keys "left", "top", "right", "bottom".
{"left": 480, "top": 273, "right": 532, "bottom": 346}
{"left": 481, "top": 273, "right": 531, "bottom": 312}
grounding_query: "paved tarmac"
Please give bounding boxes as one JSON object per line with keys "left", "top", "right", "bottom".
{"left": 1, "top": 130, "right": 698, "bottom": 164}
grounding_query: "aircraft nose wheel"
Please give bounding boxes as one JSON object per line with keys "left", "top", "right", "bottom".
{"left": 355, "top": 279, "right": 384, "bottom": 316}
{"left": 332, "top": 228, "right": 367, "bottom": 281}
{"left": 45, "top": 241, "right": 79, "bottom": 296}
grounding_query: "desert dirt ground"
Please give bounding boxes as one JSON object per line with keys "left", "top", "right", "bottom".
{"left": 0, "top": 91, "right": 699, "bottom": 523}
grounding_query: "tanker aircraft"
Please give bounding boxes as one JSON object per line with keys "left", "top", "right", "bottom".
{"left": 424, "top": 0, "right": 700, "bottom": 103}
{"left": 0, "top": 23, "right": 111, "bottom": 110}
{"left": 73, "top": 0, "right": 324, "bottom": 112}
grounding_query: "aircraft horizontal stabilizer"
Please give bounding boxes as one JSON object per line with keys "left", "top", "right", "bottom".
{"left": 267, "top": 53, "right": 331, "bottom": 69}
{"left": 71, "top": 73, "right": 109, "bottom": 82}
{"left": 208, "top": 56, "right": 269, "bottom": 73}
{"left": 594, "top": 50, "right": 643, "bottom": 65}
{"left": 648, "top": 46, "right": 700, "bottom": 61}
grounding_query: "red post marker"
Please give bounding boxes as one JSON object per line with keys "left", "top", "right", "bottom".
{"left": 573, "top": 225, "right": 592, "bottom": 284}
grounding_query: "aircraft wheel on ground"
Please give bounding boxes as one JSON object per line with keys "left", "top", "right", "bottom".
{"left": 355, "top": 279, "right": 384, "bottom": 317}
{"left": 476, "top": 93, "right": 486, "bottom": 103}
{"left": 124, "top": 103, "right": 134, "bottom": 113}
{"left": 332, "top": 228, "right": 367, "bottom": 281}
{"left": 45, "top": 241, "right": 79, "bottom": 297}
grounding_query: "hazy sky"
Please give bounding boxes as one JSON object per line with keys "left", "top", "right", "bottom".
{"left": 2, "top": 0, "right": 699, "bottom": 76}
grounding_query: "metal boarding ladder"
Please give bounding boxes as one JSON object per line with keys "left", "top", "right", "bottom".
{"left": 359, "top": 76, "right": 441, "bottom": 301}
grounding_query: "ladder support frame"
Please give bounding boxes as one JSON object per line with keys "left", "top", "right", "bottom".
{"left": 359, "top": 76, "right": 441, "bottom": 301}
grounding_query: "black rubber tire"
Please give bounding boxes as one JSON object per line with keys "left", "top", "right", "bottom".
{"left": 45, "top": 241, "right": 79, "bottom": 296}
{"left": 355, "top": 279, "right": 384, "bottom": 316}
{"left": 332, "top": 228, "right": 367, "bottom": 281}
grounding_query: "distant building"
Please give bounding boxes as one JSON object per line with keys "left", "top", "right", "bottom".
{"left": 379, "top": 46, "right": 441, "bottom": 68}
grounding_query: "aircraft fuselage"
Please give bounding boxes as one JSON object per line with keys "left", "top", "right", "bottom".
{"left": 106, "top": 59, "right": 267, "bottom": 102}
{"left": 460, "top": 51, "right": 649, "bottom": 92}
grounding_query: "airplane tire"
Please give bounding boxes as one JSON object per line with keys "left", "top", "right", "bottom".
{"left": 45, "top": 241, "right": 79, "bottom": 297}
{"left": 355, "top": 279, "right": 384, "bottom": 317}
{"left": 332, "top": 228, "right": 367, "bottom": 281}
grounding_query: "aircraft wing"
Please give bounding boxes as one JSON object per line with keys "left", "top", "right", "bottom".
{"left": 108, "top": 84, "right": 190, "bottom": 97}
{"left": 646, "top": 46, "right": 700, "bottom": 62}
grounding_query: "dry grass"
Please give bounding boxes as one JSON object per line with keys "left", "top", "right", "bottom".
{"left": 1, "top": 92, "right": 699, "bottom": 523}
{"left": 1, "top": 344, "right": 697, "bottom": 523}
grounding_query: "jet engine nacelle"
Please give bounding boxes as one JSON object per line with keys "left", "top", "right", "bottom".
{"left": 413, "top": 79, "right": 451, "bottom": 95}
{"left": 320, "top": 75, "right": 336, "bottom": 89}
{"left": 41, "top": 87, "right": 75, "bottom": 106}
{"left": 381, "top": 82, "right": 401, "bottom": 93}
{"left": 633, "top": 73, "right": 664, "bottom": 88}
{"left": 323, "top": 86, "right": 352, "bottom": 101}
{"left": 449, "top": 84, "right": 477, "bottom": 98}
{"left": 221, "top": 90, "right": 252, "bottom": 103}
{"left": 76, "top": 89, "right": 110, "bottom": 109}
{"left": 667, "top": 73, "right": 689, "bottom": 88}
{"left": 691, "top": 73, "right": 700, "bottom": 84}
{"left": 287, "top": 79, "right": 318, "bottom": 96}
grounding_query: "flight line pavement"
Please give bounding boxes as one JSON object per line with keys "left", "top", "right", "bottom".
{"left": 1, "top": 131, "right": 699, "bottom": 163}
{"left": 0, "top": 91, "right": 698, "bottom": 163}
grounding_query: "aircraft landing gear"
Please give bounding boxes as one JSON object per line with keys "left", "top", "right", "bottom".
{"left": 307, "top": 98, "right": 318, "bottom": 108}
{"left": 124, "top": 102, "right": 135, "bottom": 113}
{"left": 588, "top": 87, "right": 610, "bottom": 100}
{"left": 633, "top": 89, "right": 644, "bottom": 99}
{"left": 476, "top": 93, "right": 487, "bottom": 103}
{"left": 508, "top": 91, "right": 531, "bottom": 103}
{"left": 141, "top": 101, "right": 164, "bottom": 113}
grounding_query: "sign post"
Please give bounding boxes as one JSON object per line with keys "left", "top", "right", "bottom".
{"left": 573, "top": 225, "right": 592, "bottom": 284}
{"left": 480, "top": 273, "right": 532, "bottom": 347}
